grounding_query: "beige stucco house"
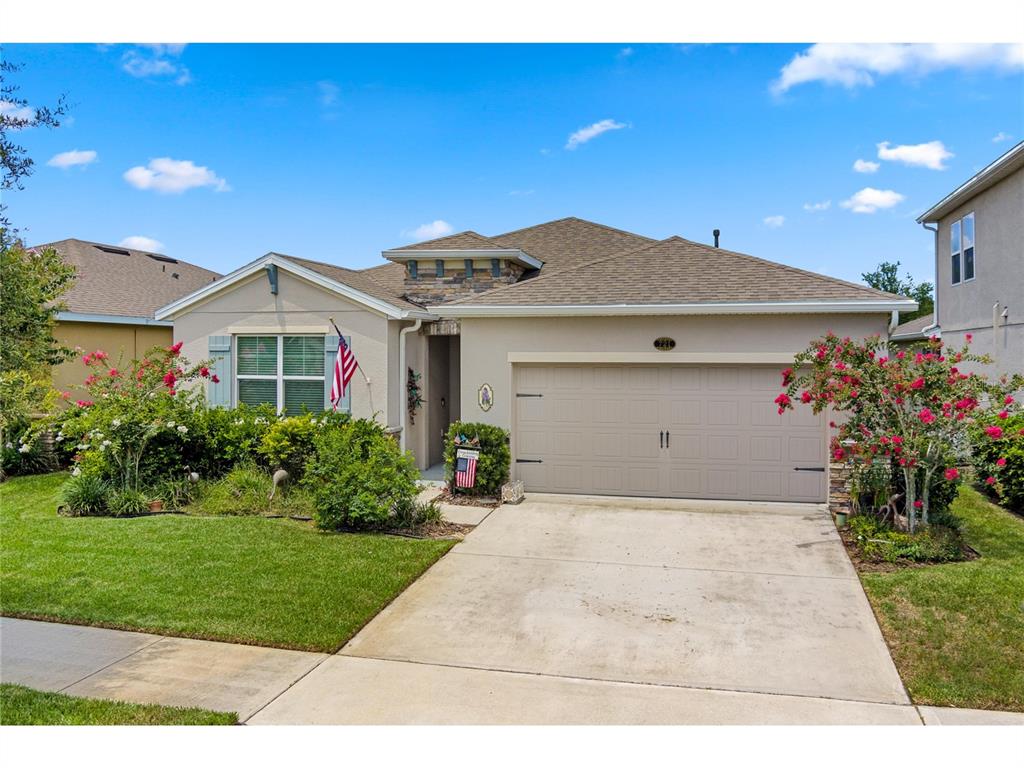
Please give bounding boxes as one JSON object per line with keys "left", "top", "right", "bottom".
{"left": 157, "top": 217, "right": 914, "bottom": 503}
{"left": 35, "top": 239, "right": 220, "bottom": 394}
{"left": 893, "top": 141, "right": 1024, "bottom": 380}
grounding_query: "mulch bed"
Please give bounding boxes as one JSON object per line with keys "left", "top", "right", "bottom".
{"left": 838, "top": 525, "right": 979, "bottom": 573}
{"left": 436, "top": 489, "right": 500, "bottom": 509}
{"left": 384, "top": 519, "right": 473, "bottom": 540}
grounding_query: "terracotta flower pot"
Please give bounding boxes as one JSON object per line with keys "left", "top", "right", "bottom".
{"left": 147, "top": 499, "right": 164, "bottom": 513}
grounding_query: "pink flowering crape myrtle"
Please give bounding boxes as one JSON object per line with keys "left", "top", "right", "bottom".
{"left": 776, "top": 332, "right": 1023, "bottom": 532}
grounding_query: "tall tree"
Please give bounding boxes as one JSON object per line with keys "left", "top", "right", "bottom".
{"left": 862, "top": 261, "right": 934, "bottom": 323}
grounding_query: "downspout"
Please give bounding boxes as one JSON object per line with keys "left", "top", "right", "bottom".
{"left": 920, "top": 222, "right": 939, "bottom": 334}
{"left": 398, "top": 318, "right": 423, "bottom": 454}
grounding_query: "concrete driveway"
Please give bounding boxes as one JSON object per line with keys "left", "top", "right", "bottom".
{"left": 252, "top": 494, "right": 915, "bottom": 724}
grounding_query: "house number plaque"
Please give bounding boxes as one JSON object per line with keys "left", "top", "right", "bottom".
{"left": 653, "top": 337, "right": 676, "bottom": 351}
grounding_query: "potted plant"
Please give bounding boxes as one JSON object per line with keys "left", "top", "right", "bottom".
{"left": 147, "top": 498, "right": 164, "bottom": 513}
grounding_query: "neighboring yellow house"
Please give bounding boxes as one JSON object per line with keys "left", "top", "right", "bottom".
{"left": 34, "top": 239, "right": 220, "bottom": 394}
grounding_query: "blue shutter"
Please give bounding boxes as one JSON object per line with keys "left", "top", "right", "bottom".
{"left": 323, "top": 335, "right": 352, "bottom": 413}
{"left": 208, "top": 336, "right": 232, "bottom": 407}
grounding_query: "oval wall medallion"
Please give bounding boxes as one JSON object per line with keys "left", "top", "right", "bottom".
{"left": 653, "top": 337, "right": 677, "bottom": 352}
{"left": 478, "top": 383, "right": 494, "bottom": 412}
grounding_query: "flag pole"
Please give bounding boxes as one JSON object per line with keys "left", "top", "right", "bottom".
{"left": 329, "top": 317, "right": 373, "bottom": 410}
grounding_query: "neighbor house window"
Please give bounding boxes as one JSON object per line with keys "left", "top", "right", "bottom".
{"left": 962, "top": 212, "right": 975, "bottom": 281}
{"left": 435, "top": 259, "right": 444, "bottom": 277}
{"left": 950, "top": 219, "right": 961, "bottom": 285}
{"left": 950, "top": 212, "right": 976, "bottom": 285}
{"left": 464, "top": 258, "right": 474, "bottom": 278}
{"left": 236, "top": 335, "right": 325, "bottom": 415}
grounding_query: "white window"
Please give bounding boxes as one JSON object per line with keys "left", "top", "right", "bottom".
{"left": 235, "top": 335, "right": 325, "bottom": 415}
{"left": 950, "top": 212, "right": 976, "bottom": 285}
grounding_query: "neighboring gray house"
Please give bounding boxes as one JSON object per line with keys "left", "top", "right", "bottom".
{"left": 894, "top": 141, "right": 1023, "bottom": 380}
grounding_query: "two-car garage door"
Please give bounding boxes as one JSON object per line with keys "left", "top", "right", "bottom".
{"left": 513, "top": 364, "right": 827, "bottom": 503}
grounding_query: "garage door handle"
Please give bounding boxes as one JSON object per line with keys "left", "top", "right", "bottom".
{"left": 516, "top": 459, "right": 543, "bottom": 464}
{"left": 659, "top": 430, "right": 664, "bottom": 448}
{"left": 665, "top": 430, "right": 670, "bottom": 448}
{"left": 516, "top": 393, "right": 543, "bottom": 398}
{"left": 793, "top": 467, "right": 826, "bottom": 472}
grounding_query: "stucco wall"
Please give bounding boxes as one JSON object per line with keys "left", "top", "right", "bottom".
{"left": 171, "top": 270, "right": 394, "bottom": 425}
{"left": 53, "top": 321, "right": 171, "bottom": 394}
{"left": 935, "top": 166, "right": 1023, "bottom": 378}
{"left": 457, "top": 313, "right": 891, "bottom": 429}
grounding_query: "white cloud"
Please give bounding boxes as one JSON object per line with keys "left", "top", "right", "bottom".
{"left": 123, "top": 158, "right": 229, "bottom": 194}
{"left": 992, "top": 131, "right": 1013, "bottom": 143}
{"left": 121, "top": 44, "right": 191, "bottom": 85}
{"left": 840, "top": 187, "right": 905, "bottom": 214}
{"left": 0, "top": 100, "right": 35, "bottom": 123}
{"left": 318, "top": 81, "right": 340, "bottom": 107}
{"left": 772, "top": 43, "right": 1024, "bottom": 94}
{"left": 763, "top": 215, "right": 785, "bottom": 228}
{"left": 47, "top": 149, "right": 98, "bottom": 169}
{"left": 618, "top": 47, "right": 634, "bottom": 59}
{"left": 119, "top": 236, "right": 164, "bottom": 252}
{"left": 877, "top": 140, "right": 953, "bottom": 170}
{"left": 803, "top": 200, "right": 831, "bottom": 212}
{"left": 565, "top": 119, "right": 627, "bottom": 150}
{"left": 405, "top": 220, "right": 453, "bottom": 240}
{"left": 853, "top": 159, "right": 880, "bottom": 174}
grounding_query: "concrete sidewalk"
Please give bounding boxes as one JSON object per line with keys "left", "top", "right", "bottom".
{"left": 0, "top": 617, "right": 326, "bottom": 721}
{"left": 3, "top": 616, "right": 1024, "bottom": 725}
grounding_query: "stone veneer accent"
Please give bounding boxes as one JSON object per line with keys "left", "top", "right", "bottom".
{"left": 828, "top": 461, "right": 853, "bottom": 517}
{"left": 402, "top": 259, "right": 526, "bottom": 303}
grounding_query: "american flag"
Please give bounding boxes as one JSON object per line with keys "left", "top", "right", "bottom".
{"left": 455, "top": 454, "right": 477, "bottom": 488}
{"left": 330, "top": 326, "right": 358, "bottom": 411}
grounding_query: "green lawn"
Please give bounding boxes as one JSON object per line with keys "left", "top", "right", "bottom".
{"left": 0, "top": 683, "right": 236, "bottom": 725}
{"left": 860, "top": 486, "right": 1024, "bottom": 711}
{"left": 1, "top": 473, "right": 454, "bottom": 652}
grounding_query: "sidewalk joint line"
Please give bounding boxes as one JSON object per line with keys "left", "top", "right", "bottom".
{"left": 336, "top": 653, "right": 911, "bottom": 709}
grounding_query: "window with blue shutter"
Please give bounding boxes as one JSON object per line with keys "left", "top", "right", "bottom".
{"left": 491, "top": 258, "right": 500, "bottom": 277}
{"left": 207, "top": 336, "right": 232, "bottom": 407}
{"left": 464, "top": 258, "right": 474, "bottom": 278}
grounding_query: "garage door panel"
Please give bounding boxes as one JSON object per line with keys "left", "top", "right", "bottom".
{"left": 666, "top": 399, "right": 702, "bottom": 426}
{"left": 707, "top": 401, "right": 740, "bottom": 426}
{"left": 514, "top": 364, "right": 825, "bottom": 503}
{"left": 628, "top": 399, "right": 660, "bottom": 424}
{"left": 750, "top": 435, "right": 783, "bottom": 462}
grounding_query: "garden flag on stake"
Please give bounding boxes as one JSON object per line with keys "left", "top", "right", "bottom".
{"left": 455, "top": 448, "right": 479, "bottom": 489}
{"left": 330, "top": 321, "right": 358, "bottom": 411}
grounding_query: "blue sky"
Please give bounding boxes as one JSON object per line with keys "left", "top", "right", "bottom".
{"left": 6, "top": 43, "right": 1023, "bottom": 284}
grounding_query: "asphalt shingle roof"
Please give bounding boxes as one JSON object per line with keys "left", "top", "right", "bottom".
{"left": 36, "top": 239, "right": 221, "bottom": 318}
{"left": 447, "top": 235, "right": 905, "bottom": 306}
{"left": 282, "top": 255, "right": 427, "bottom": 312}
{"left": 391, "top": 231, "right": 512, "bottom": 251}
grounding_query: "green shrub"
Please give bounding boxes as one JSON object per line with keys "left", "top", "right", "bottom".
{"left": 186, "top": 461, "right": 314, "bottom": 517}
{"left": 304, "top": 419, "right": 419, "bottom": 530}
{"left": 190, "top": 403, "right": 279, "bottom": 478}
{"left": 392, "top": 496, "right": 443, "bottom": 528}
{"left": 1, "top": 424, "right": 54, "bottom": 478}
{"left": 972, "top": 413, "right": 1024, "bottom": 512}
{"left": 443, "top": 421, "right": 510, "bottom": 496}
{"left": 153, "top": 476, "right": 195, "bottom": 510}
{"left": 60, "top": 474, "right": 108, "bottom": 516}
{"left": 848, "top": 513, "right": 964, "bottom": 563}
{"left": 258, "top": 414, "right": 316, "bottom": 479}
{"left": 106, "top": 488, "right": 149, "bottom": 517}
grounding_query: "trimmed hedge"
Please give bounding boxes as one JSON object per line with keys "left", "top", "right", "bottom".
{"left": 444, "top": 421, "right": 510, "bottom": 496}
